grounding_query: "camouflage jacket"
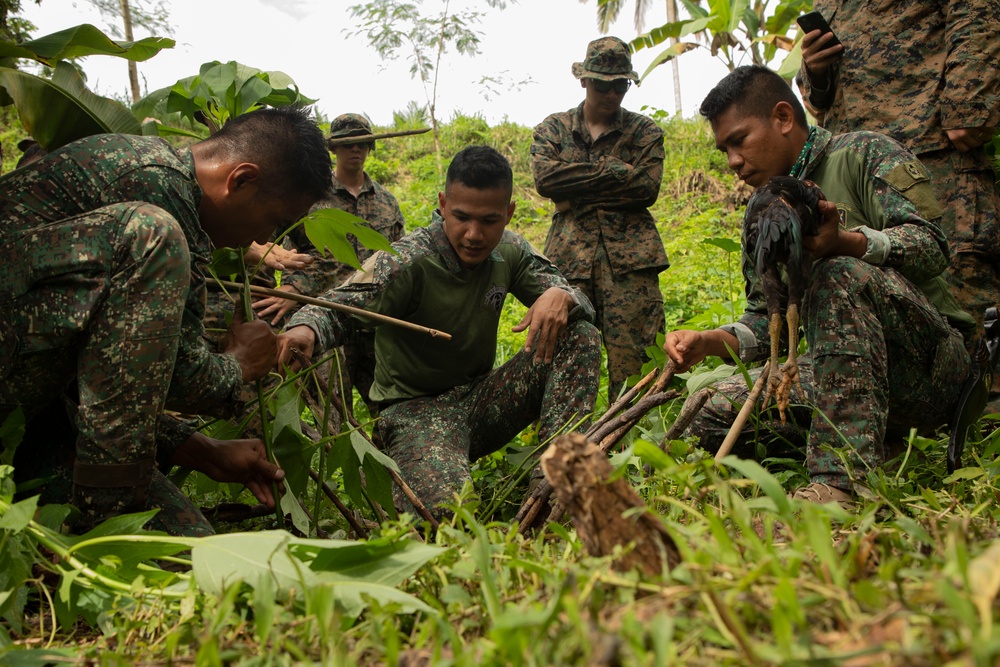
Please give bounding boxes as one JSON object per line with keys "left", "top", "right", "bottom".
{"left": 0, "top": 134, "right": 245, "bottom": 419}
{"left": 286, "top": 213, "right": 595, "bottom": 404}
{"left": 723, "top": 127, "right": 976, "bottom": 362}
{"left": 531, "top": 103, "right": 668, "bottom": 279}
{"left": 802, "top": 0, "right": 1000, "bottom": 157}
{"left": 282, "top": 172, "right": 405, "bottom": 296}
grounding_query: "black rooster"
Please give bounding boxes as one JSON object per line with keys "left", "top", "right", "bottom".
{"left": 742, "top": 176, "right": 824, "bottom": 422}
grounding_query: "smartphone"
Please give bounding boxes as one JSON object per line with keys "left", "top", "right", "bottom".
{"left": 796, "top": 11, "right": 842, "bottom": 48}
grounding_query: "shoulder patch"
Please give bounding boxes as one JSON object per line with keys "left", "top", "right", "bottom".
{"left": 884, "top": 160, "right": 942, "bottom": 220}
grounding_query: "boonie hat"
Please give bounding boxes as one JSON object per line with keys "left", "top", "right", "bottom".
{"left": 572, "top": 36, "right": 639, "bottom": 82}
{"left": 328, "top": 113, "right": 376, "bottom": 149}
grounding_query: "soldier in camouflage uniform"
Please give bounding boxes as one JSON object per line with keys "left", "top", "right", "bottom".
{"left": 255, "top": 113, "right": 406, "bottom": 412}
{"left": 0, "top": 107, "right": 332, "bottom": 534}
{"left": 800, "top": 0, "right": 1000, "bottom": 343}
{"left": 667, "top": 66, "right": 974, "bottom": 505}
{"left": 531, "top": 36, "right": 668, "bottom": 400}
{"left": 278, "top": 146, "right": 601, "bottom": 520}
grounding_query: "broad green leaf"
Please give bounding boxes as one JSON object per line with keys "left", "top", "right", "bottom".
{"left": 271, "top": 382, "right": 304, "bottom": 439}
{"left": 702, "top": 237, "right": 742, "bottom": 254}
{"left": 639, "top": 42, "right": 701, "bottom": 82}
{"left": 236, "top": 75, "right": 271, "bottom": 115}
{"left": 272, "top": 428, "right": 317, "bottom": 498}
{"left": 67, "top": 509, "right": 160, "bottom": 542}
{"left": 630, "top": 17, "right": 712, "bottom": 52}
{"left": 191, "top": 531, "right": 317, "bottom": 596}
{"left": 0, "top": 648, "right": 80, "bottom": 666}
{"left": 207, "top": 247, "right": 245, "bottom": 279}
{"left": 719, "top": 456, "right": 792, "bottom": 516}
{"left": 350, "top": 430, "right": 400, "bottom": 473}
{"left": 0, "top": 24, "right": 173, "bottom": 65}
{"left": 312, "top": 579, "right": 433, "bottom": 619}
{"left": 0, "top": 61, "right": 141, "bottom": 151}
{"left": 303, "top": 208, "right": 396, "bottom": 270}
{"left": 686, "top": 363, "right": 736, "bottom": 394}
{"left": 306, "top": 538, "right": 443, "bottom": 585}
{"left": 0, "top": 495, "right": 37, "bottom": 532}
{"left": 967, "top": 540, "right": 1000, "bottom": 628}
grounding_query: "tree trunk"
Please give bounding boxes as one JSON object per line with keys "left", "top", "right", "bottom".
{"left": 666, "top": 0, "right": 682, "bottom": 114}
{"left": 119, "top": 0, "right": 141, "bottom": 103}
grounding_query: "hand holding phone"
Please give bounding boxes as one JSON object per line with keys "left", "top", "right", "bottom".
{"left": 797, "top": 11, "right": 842, "bottom": 48}
{"left": 798, "top": 11, "right": 844, "bottom": 78}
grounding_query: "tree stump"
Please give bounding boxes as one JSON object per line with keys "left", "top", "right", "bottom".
{"left": 540, "top": 433, "right": 681, "bottom": 575}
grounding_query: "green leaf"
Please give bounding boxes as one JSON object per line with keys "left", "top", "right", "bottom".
{"left": 313, "top": 579, "right": 433, "bottom": 618}
{"left": 350, "top": 430, "right": 400, "bottom": 474}
{"left": 191, "top": 530, "right": 316, "bottom": 596}
{"left": 0, "top": 24, "right": 174, "bottom": 66}
{"left": 0, "top": 61, "right": 141, "bottom": 151}
{"left": 280, "top": 490, "right": 311, "bottom": 535}
{"left": 639, "top": 42, "right": 701, "bottom": 82}
{"left": 303, "top": 208, "right": 396, "bottom": 270}
{"left": 686, "top": 363, "right": 736, "bottom": 394}
{"left": 719, "top": 456, "right": 791, "bottom": 516}
{"left": 634, "top": 439, "right": 674, "bottom": 471}
{"left": 702, "top": 237, "right": 742, "bottom": 254}
{"left": 0, "top": 495, "right": 37, "bottom": 532}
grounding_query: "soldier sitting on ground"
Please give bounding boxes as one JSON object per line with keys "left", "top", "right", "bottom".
{"left": 277, "top": 145, "right": 602, "bottom": 520}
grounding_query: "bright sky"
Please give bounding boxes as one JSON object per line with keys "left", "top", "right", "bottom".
{"left": 17, "top": 0, "right": 794, "bottom": 127}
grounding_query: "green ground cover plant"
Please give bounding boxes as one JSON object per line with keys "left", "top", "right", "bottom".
{"left": 4, "top": 112, "right": 1000, "bottom": 666}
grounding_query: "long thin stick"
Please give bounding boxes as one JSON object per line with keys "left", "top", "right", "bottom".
{"left": 715, "top": 362, "right": 770, "bottom": 462}
{"left": 327, "top": 127, "right": 430, "bottom": 147}
{"left": 213, "top": 279, "right": 452, "bottom": 341}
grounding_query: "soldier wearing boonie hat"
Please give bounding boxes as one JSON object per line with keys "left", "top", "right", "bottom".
{"left": 571, "top": 36, "right": 640, "bottom": 83}
{"left": 327, "top": 113, "right": 377, "bottom": 151}
{"left": 531, "top": 37, "right": 668, "bottom": 400}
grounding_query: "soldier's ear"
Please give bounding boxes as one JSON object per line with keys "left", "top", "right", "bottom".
{"left": 772, "top": 101, "right": 796, "bottom": 135}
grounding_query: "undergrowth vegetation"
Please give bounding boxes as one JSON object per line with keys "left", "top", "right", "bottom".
{"left": 4, "top": 112, "right": 1000, "bottom": 665}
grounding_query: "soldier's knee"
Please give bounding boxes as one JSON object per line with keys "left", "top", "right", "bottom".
{"left": 810, "top": 256, "right": 871, "bottom": 288}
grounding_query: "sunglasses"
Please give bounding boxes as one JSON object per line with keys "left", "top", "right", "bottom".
{"left": 591, "top": 78, "right": 631, "bottom": 94}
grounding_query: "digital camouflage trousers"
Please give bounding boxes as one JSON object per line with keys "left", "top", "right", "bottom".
{"left": 920, "top": 147, "right": 1000, "bottom": 344}
{"left": 570, "top": 244, "right": 665, "bottom": 401}
{"left": 378, "top": 320, "right": 601, "bottom": 520}
{"left": 685, "top": 257, "right": 970, "bottom": 490}
{"left": 0, "top": 202, "right": 213, "bottom": 535}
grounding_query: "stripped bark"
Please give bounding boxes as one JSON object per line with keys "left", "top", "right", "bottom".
{"left": 541, "top": 433, "right": 681, "bottom": 575}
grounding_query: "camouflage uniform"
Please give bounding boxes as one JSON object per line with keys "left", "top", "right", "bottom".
{"left": 287, "top": 214, "right": 600, "bottom": 518}
{"left": 531, "top": 37, "right": 668, "bottom": 398}
{"left": 283, "top": 114, "right": 406, "bottom": 411}
{"left": 801, "top": 0, "right": 1000, "bottom": 338}
{"left": 686, "top": 128, "right": 974, "bottom": 490}
{"left": 0, "top": 134, "right": 247, "bottom": 535}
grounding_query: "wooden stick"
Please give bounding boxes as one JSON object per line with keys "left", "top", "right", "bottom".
{"left": 715, "top": 362, "right": 770, "bottom": 462}
{"left": 213, "top": 279, "right": 453, "bottom": 341}
{"left": 659, "top": 387, "right": 713, "bottom": 449}
{"left": 327, "top": 127, "right": 430, "bottom": 147}
{"left": 309, "top": 467, "right": 369, "bottom": 539}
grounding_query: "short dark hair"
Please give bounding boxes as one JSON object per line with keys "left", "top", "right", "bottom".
{"left": 200, "top": 106, "right": 332, "bottom": 200}
{"left": 700, "top": 65, "right": 808, "bottom": 129}
{"left": 445, "top": 145, "right": 513, "bottom": 195}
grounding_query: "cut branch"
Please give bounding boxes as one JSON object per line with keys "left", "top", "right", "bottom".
{"left": 212, "top": 279, "right": 452, "bottom": 341}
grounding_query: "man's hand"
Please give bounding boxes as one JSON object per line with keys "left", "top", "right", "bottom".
{"left": 802, "top": 199, "right": 867, "bottom": 260}
{"left": 664, "top": 328, "right": 740, "bottom": 372}
{"left": 222, "top": 310, "right": 278, "bottom": 382}
{"left": 800, "top": 29, "right": 844, "bottom": 82}
{"left": 276, "top": 325, "right": 317, "bottom": 373}
{"left": 253, "top": 284, "right": 301, "bottom": 326}
{"left": 512, "top": 287, "right": 573, "bottom": 363}
{"left": 947, "top": 127, "right": 995, "bottom": 153}
{"left": 665, "top": 330, "right": 709, "bottom": 372}
{"left": 171, "top": 433, "right": 285, "bottom": 508}
{"left": 243, "top": 242, "right": 313, "bottom": 271}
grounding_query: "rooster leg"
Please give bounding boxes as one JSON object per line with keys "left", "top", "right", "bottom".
{"left": 777, "top": 303, "right": 804, "bottom": 421}
{"left": 763, "top": 311, "right": 784, "bottom": 415}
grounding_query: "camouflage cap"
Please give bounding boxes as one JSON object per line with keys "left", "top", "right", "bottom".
{"left": 572, "top": 37, "right": 639, "bottom": 82}
{"left": 328, "top": 113, "right": 374, "bottom": 140}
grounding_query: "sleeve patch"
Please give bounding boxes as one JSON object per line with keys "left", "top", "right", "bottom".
{"left": 884, "top": 160, "right": 943, "bottom": 220}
